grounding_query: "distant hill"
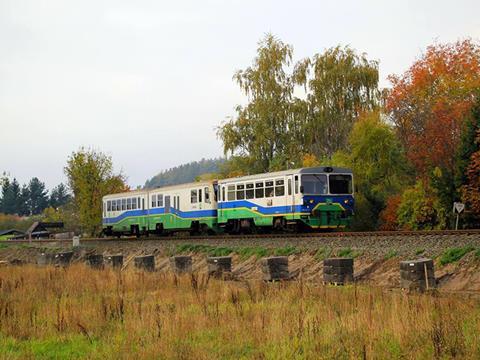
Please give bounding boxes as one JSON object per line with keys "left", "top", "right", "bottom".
{"left": 144, "top": 158, "right": 225, "bottom": 189}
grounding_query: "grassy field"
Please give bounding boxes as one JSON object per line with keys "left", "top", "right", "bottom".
{"left": 0, "top": 266, "right": 479, "bottom": 359}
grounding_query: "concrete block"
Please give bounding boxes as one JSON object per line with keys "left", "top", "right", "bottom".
{"left": 207, "top": 256, "right": 232, "bottom": 278}
{"left": 170, "top": 256, "right": 192, "bottom": 274}
{"left": 261, "top": 256, "right": 289, "bottom": 281}
{"left": 400, "top": 258, "right": 436, "bottom": 291}
{"left": 105, "top": 254, "right": 124, "bottom": 268}
{"left": 86, "top": 254, "right": 104, "bottom": 269}
{"left": 134, "top": 255, "right": 155, "bottom": 272}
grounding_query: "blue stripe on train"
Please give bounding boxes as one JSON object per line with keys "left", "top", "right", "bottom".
{"left": 103, "top": 207, "right": 217, "bottom": 225}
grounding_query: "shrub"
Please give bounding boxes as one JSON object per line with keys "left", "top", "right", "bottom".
{"left": 439, "top": 247, "right": 474, "bottom": 266}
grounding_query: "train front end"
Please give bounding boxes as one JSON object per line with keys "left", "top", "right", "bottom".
{"left": 298, "top": 167, "right": 354, "bottom": 229}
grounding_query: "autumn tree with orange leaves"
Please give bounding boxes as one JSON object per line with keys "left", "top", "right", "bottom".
{"left": 386, "top": 40, "right": 480, "bottom": 224}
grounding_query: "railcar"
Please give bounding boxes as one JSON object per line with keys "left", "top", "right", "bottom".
{"left": 217, "top": 167, "right": 354, "bottom": 233}
{"left": 101, "top": 166, "right": 354, "bottom": 236}
{"left": 102, "top": 181, "right": 218, "bottom": 236}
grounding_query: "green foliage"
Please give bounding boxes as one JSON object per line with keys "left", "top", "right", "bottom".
{"left": 49, "top": 183, "right": 71, "bottom": 209}
{"left": 439, "top": 247, "right": 474, "bottom": 266}
{"left": 218, "top": 34, "right": 380, "bottom": 174}
{"left": 415, "top": 248, "right": 425, "bottom": 255}
{"left": 397, "top": 180, "right": 446, "bottom": 230}
{"left": 295, "top": 46, "right": 380, "bottom": 158}
{"left": 337, "top": 247, "right": 361, "bottom": 258}
{"left": 273, "top": 246, "right": 299, "bottom": 256}
{"left": 314, "top": 247, "right": 332, "bottom": 261}
{"left": 41, "top": 202, "right": 80, "bottom": 233}
{"left": 145, "top": 158, "right": 225, "bottom": 188}
{"left": 384, "top": 250, "right": 398, "bottom": 260}
{"left": 65, "top": 147, "right": 127, "bottom": 236}
{"left": 218, "top": 34, "right": 295, "bottom": 173}
{"left": 236, "top": 246, "right": 269, "bottom": 260}
{"left": 0, "top": 335, "right": 98, "bottom": 359}
{"left": 176, "top": 244, "right": 273, "bottom": 259}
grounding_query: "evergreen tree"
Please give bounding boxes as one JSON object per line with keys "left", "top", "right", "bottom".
{"left": 49, "top": 183, "right": 71, "bottom": 208}
{"left": 27, "top": 177, "right": 49, "bottom": 215}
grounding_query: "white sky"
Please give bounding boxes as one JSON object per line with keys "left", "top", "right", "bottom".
{"left": 1, "top": 0, "right": 479, "bottom": 189}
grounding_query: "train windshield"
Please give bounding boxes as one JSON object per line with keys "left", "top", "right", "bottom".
{"left": 301, "top": 174, "right": 327, "bottom": 194}
{"left": 329, "top": 174, "right": 353, "bottom": 194}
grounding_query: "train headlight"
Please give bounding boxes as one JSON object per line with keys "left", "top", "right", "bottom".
{"left": 309, "top": 199, "right": 314, "bottom": 204}
{"left": 344, "top": 199, "right": 349, "bottom": 204}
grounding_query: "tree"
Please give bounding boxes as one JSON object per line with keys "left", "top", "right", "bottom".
{"left": 27, "top": 177, "right": 49, "bottom": 215}
{"left": 218, "top": 34, "right": 295, "bottom": 173}
{"left": 387, "top": 40, "right": 480, "bottom": 179}
{"left": 456, "top": 98, "right": 480, "bottom": 190}
{"left": 461, "top": 130, "right": 480, "bottom": 223}
{"left": 0, "top": 178, "right": 21, "bottom": 215}
{"left": 294, "top": 46, "right": 380, "bottom": 158}
{"left": 65, "top": 147, "right": 128, "bottom": 236}
{"left": 397, "top": 180, "right": 446, "bottom": 230}
{"left": 334, "top": 111, "right": 408, "bottom": 229}
{"left": 49, "top": 183, "right": 71, "bottom": 209}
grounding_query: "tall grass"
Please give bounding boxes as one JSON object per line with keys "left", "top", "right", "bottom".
{"left": 0, "top": 265, "right": 478, "bottom": 359}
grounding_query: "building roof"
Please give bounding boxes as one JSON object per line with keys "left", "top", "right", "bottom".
{"left": 0, "top": 229, "right": 25, "bottom": 237}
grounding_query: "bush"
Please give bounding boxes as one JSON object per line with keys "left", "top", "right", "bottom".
{"left": 439, "top": 247, "right": 474, "bottom": 266}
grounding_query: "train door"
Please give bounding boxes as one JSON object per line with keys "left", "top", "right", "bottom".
{"left": 165, "top": 196, "right": 171, "bottom": 214}
{"left": 288, "top": 175, "right": 295, "bottom": 215}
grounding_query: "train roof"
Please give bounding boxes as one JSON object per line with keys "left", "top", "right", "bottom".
{"left": 218, "top": 166, "right": 352, "bottom": 183}
{"left": 102, "top": 180, "right": 216, "bottom": 199}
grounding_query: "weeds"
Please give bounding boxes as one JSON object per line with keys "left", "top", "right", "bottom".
{"left": 439, "top": 247, "right": 474, "bottom": 266}
{"left": 384, "top": 250, "right": 397, "bottom": 260}
{"left": 273, "top": 246, "right": 299, "bottom": 256}
{"left": 337, "top": 247, "right": 362, "bottom": 258}
{"left": 0, "top": 265, "right": 478, "bottom": 358}
{"left": 415, "top": 248, "right": 425, "bottom": 255}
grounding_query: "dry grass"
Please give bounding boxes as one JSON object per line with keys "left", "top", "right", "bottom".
{"left": 0, "top": 265, "right": 479, "bottom": 359}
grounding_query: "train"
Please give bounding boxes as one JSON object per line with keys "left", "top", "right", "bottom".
{"left": 102, "top": 166, "right": 354, "bottom": 236}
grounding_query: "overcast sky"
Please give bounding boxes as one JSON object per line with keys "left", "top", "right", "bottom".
{"left": 1, "top": 0, "right": 479, "bottom": 190}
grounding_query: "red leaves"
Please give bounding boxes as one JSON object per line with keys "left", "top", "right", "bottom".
{"left": 387, "top": 39, "right": 480, "bottom": 177}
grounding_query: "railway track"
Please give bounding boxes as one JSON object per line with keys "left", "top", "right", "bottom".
{"left": 6, "top": 228, "right": 480, "bottom": 244}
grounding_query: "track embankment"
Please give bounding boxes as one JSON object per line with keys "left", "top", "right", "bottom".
{"left": 1, "top": 231, "right": 480, "bottom": 292}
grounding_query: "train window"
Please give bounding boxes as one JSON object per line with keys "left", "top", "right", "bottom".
{"left": 294, "top": 176, "right": 299, "bottom": 194}
{"left": 227, "top": 185, "right": 235, "bottom": 201}
{"left": 132, "top": 197, "right": 137, "bottom": 209}
{"left": 329, "top": 174, "right": 353, "bottom": 194}
{"left": 157, "top": 194, "right": 163, "bottom": 207}
{"left": 112, "top": 200, "right": 116, "bottom": 211}
{"left": 177, "top": 196, "right": 180, "bottom": 210}
{"left": 301, "top": 174, "right": 327, "bottom": 194}
{"left": 127, "top": 198, "right": 132, "bottom": 210}
{"left": 151, "top": 194, "right": 157, "bottom": 208}
{"left": 222, "top": 186, "right": 225, "bottom": 202}
{"left": 265, "top": 180, "right": 274, "bottom": 198}
{"left": 255, "top": 181, "right": 264, "bottom": 198}
{"left": 236, "top": 184, "right": 245, "bottom": 200}
{"left": 107, "top": 200, "right": 111, "bottom": 212}
{"left": 246, "top": 183, "right": 254, "bottom": 199}
{"left": 142, "top": 198, "right": 144, "bottom": 210}
{"left": 275, "top": 179, "right": 285, "bottom": 197}
{"left": 205, "top": 187, "right": 210, "bottom": 203}
{"left": 122, "top": 199, "right": 126, "bottom": 211}
{"left": 191, "top": 190, "right": 198, "bottom": 203}
{"left": 288, "top": 179, "right": 292, "bottom": 196}
{"left": 199, "top": 189, "right": 203, "bottom": 203}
